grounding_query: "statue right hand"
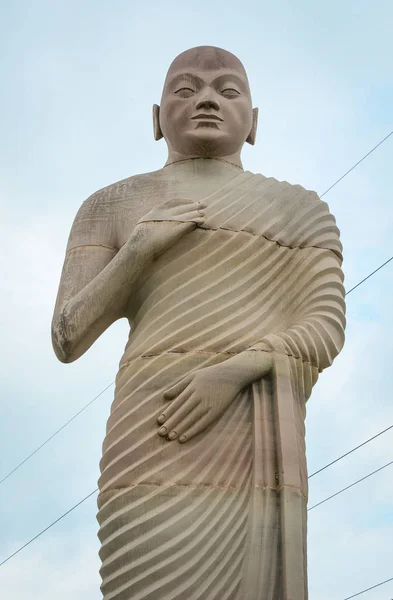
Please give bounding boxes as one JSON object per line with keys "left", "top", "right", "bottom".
{"left": 136, "top": 199, "right": 206, "bottom": 260}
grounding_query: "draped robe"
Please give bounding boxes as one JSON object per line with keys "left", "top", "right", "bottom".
{"left": 72, "top": 162, "right": 345, "bottom": 599}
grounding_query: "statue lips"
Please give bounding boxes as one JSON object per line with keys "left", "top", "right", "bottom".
{"left": 191, "top": 114, "right": 223, "bottom": 121}
{"left": 191, "top": 113, "right": 223, "bottom": 129}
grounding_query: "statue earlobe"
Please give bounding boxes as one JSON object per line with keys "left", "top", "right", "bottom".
{"left": 153, "top": 104, "right": 164, "bottom": 141}
{"left": 246, "top": 107, "right": 258, "bottom": 146}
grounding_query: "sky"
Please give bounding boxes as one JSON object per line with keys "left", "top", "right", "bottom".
{"left": 0, "top": 0, "right": 392, "bottom": 598}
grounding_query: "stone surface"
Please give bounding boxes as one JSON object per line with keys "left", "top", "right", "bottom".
{"left": 52, "top": 46, "right": 346, "bottom": 599}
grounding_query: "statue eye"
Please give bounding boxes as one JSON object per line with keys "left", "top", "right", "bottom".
{"left": 221, "top": 88, "right": 240, "bottom": 97}
{"left": 175, "top": 87, "right": 195, "bottom": 97}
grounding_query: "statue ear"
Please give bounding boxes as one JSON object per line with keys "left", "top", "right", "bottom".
{"left": 153, "top": 104, "right": 163, "bottom": 141}
{"left": 246, "top": 108, "right": 258, "bottom": 146}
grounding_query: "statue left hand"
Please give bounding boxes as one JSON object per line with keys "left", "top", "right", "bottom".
{"left": 157, "top": 365, "right": 243, "bottom": 443}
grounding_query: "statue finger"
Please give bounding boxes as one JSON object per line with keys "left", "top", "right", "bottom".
{"left": 177, "top": 211, "right": 205, "bottom": 221}
{"left": 161, "top": 400, "right": 199, "bottom": 439}
{"left": 171, "top": 202, "right": 206, "bottom": 215}
{"left": 163, "top": 374, "right": 192, "bottom": 400}
{"left": 178, "top": 411, "right": 212, "bottom": 443}
{"left": 166, "top": 406, "right": 206, "bottom": 441}
{"left": 158, "top": 388, "right": 194, "bottom": 426}
{"left": 181, "top": 217, "right": 204, "bottom": 225}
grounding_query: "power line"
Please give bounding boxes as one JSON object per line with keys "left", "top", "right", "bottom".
{"left": 308, "top": 423, "right": 393, "bottom": 478}
{"left": 342, "top": 575, "right": 393, "bottom": 599}
{"left": 320, "top": 130, "right": 393, "bottom": 198}
{"left": 0, "top": 382, "right": 114, "bottom": 486}
{"left": 3, "top": 457, "right": 392, "bottom": 568}
{"left": 308, "top": 459, "right": 393, "bottom": 511}
{"left": 1, "top": 131, "right": 392, "bottom": 489}
{"left": 0, "top": 488, "right": 98, "bottom": 568}
{"left": 345, "top": 254, "right": 393, "bottom": 295}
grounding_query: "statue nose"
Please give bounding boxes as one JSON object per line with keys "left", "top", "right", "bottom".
{"left": 195, "top": 98, "right": 220, "bottom": 111}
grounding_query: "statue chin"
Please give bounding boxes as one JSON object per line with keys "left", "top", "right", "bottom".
{"left": 175, "top": 129, "right": 242, "bottom": 159}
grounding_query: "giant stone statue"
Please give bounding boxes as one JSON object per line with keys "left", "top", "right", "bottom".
{"left": 52, "top": 46, "right": 346, "bottom": 600}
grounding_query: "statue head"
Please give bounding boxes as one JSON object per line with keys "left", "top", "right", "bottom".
{"left": 154, "top": 46, "right": 258, "bottom": 168}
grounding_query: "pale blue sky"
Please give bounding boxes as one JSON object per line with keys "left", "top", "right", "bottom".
{"left": 1, "top": 1, "right": 392, "bottom": 598}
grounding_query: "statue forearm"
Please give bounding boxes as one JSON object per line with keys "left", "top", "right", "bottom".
{"left": 251, "top": 314, "right": 346, "bottom": 373}
{"left": 248, "top": 254, "right": 346, "bottom": 373}
{"left": 52, "top": 227, "right": 151, "bottom": 363}
{"left": 212, "top": 313, "right": 344, "bottom": 390}
{"left": 215, "top": 350, "right": 274, "bottom": 390}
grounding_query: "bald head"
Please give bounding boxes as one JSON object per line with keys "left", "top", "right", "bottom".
{"left": 164, "top": 46, "right": 249, "bottom": 86}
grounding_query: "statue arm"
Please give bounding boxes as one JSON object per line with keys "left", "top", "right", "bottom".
{"left": 252, "top": 250, "right": 345, "bottom": 367}
{"left": 159, "top": 249, "right": 345, "bottom": 442}
{"left": 52, "top": 195, "right": 204, "bottom": 363}
{"left": 51, "top": 195, "right": 149, "bottom": 364}
{"left": 210, "top": 249, "right": 346, "bottom": 390}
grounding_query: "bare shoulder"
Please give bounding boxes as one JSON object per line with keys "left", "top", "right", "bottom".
{"left": 83, "top": 168, "right": 163, "bottom": 213}
{"left": 68, "top": 168, "right": 164, "bottom": 251}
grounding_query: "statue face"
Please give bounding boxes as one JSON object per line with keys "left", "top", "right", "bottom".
{"left": 159, "top": 47, "right": 254, "bottom": 158}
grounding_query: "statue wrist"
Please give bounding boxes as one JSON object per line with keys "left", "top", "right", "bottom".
{"left": 217, "top": 350, "right": 273, "bottom": 388}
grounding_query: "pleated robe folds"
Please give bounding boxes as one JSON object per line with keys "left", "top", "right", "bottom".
{"left": 96, "top": 169, "right": 346, "bottom": 600}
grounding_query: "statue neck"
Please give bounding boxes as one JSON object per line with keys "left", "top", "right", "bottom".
{"left": 164, "top": 151, "right": 244, "bottom": 171}
{"left": 162, "top": 157, "right": 244, "bottom": 179}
